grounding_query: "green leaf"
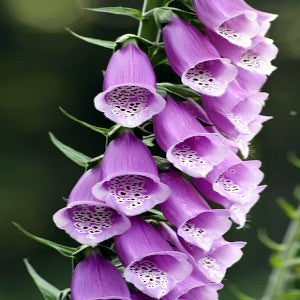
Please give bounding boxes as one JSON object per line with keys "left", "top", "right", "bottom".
{"left": 229, "top": 285, "right": 257, "bottom": 300}
{"left": 13, "top": 222, "right": 77, "bottom": 258}
{"left": 84, "top": 6, "right": 142, "bottom": 20}
{"left": 277, "top": 198, "right": 299, "bottom": 219}
{"left": 258, "top": 229, "right": 287, "bottom": 251}
{"left": 66, "top": 28, "right": 115, "bottom": 49}
{"left": 49, "top": 132, "right": 91, "bottom": 168}
{"left": 181, "top": 0, "right": 194, "bottom": 11}
{"left": 293, "top": 185, "right": 300, "bottom": 202}
{"left": 24, "top": 259, "right": 61, "bottom": 300}
{"left": 281, "top": 290, "right": 300, "bottom": 299}
{"left": 288, "top": 152, "right": 300, "bottom": 168}
{"left": 157, "top": 82, "right": 200, "bottom": 100}
{"left": 59, "top": 107, "right": 120, "bottom": 137}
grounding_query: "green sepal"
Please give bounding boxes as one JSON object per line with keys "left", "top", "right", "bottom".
{"left": 13, "top": 222, "right": 88, "bottom": 258}
{"left": 157, "top": 82, "right": 200, "bottom": 100}
{"left": 59, "top": 107, "right": 121, "bottom": 138}
{"left": 66, "top": 28, "right": 116, "bottom": 49}
{"left": 258, "top": 229, "right": 287, "bottom": 251}
{"left": 142, "top": 134, "right": 155, "bottom": 147}
{"left": 59, "top": 289, "right": 71, "bottom": 300}
{"left": 49, "top": 132, "right": 92, "bottom": 168}
{"left": 84, "top": 6, "right": 142, "bottom": 20}
{"left": 277, "top": 198, "right": 299, "bottom": 219}
{"left": 24, "top": 259, "right": 61, "bottom": 300}
{"left": 154, "top": 156, "right": 171, "bottom": 171}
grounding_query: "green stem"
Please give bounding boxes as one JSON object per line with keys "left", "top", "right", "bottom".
{"left": 137, "top": 0, "right": 169, "bottom": 41}
{"left": 262, "top": 205, "right": 300, "bottom": 300}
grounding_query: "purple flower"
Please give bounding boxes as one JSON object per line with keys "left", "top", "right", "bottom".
{"left": 162, "top": 271, "right": 222, "bottom": 300}
{"left": 71, "top": 251, "right": 131, "bottom": 300}
{"left": 193, "top": 0, "right": 277, "bottom": 47}
{"left": 236, "top": 67, "right": 267, "bottom": 91}
{"left": 92, "top": 131, "right": 170, "bottom": 216}
{"left": 193, "top": 176, "right": 266, "bottom": 228}
{"left": 163, "top": 17, "right": 237, "bottom": 96}
{"left": 160, "top": 170, "right": 231, "bottom": 251}
{"left": 115, "top": 217, "right": 192, "bottom": 299}
{"left": 94, "top": 43, "right": 165, "bottom": 127}
{"left": 208, "top": 30, "right": 278, "bottom": 75}
{"left": 153, "top": 96, "right": 229, "bottom": 177}
{"left": 202, "top": 81, "right": 269, "bottom": 137}
{"left": 131, "top": 291, "right": 155, "bottom": 300}
{"left": 160, "top": 223, "right": 246, "bottom": 284}
{"left": 53, "top": 167, "right": 131, "bottom": 246}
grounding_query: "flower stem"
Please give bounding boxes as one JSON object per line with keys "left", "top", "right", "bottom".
{"left": 262, "top": 204, "right": 300, "bottom": 300}
{"left": 137, "top": 0, "right": 169, "bottom": 41}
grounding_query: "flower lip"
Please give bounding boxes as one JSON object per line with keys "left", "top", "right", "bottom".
{"left": 124, "top": 251, "right": 192, "bottom": 299}
{"left": 181, "top": 58, "right": 237, "bottom": 97}
{"left": 94, "top": 83, "right": 166, "bottom": 128}
{"left": 166, "top": 133, "right": 229, "bottom": 178}
{"left": 53, "top": 200, "right": 131, "bottom": 246}
{"left": 92, "top": 171, "right": 170, "bottom": 216}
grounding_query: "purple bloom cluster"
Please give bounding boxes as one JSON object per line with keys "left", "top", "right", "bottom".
{"left": 53, "top": 1, "right": 277, "bottom": 299}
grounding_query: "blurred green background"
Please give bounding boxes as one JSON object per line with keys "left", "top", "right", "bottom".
{"left": 0, "top": 0, "right": 299, "bottom": 299}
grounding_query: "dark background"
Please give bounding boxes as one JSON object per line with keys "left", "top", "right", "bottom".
{"left": 0, "top": 0, "right": 299, "bottom": 299}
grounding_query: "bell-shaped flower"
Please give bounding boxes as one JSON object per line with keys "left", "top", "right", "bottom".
{"left": 192, "top": 176, "right": 266, "bottom": 228}
{"left": 202, "top": 81, "right": 268, "bottom": 137}
{"left": 193, "top": 0, "right": 277, "bottom": 47}
{"left": 115, "top": 217, "right": 192, "bottom": 299}
{"left": 71, "top": 251, "right": 131, "bottom": 300}
{"left": 163, "top": 17, "right": 237, "bottom": 96}
{"left": 131, "top": 291, "right": 155, "bottom": 300}
{"left": 94, "top": 43, "right": 165, "bottom": 127}
{"left": 236, "top": 67, "right": 267, "bottom": 91}
{"left": 159, "top": 223, "right": 246, "bottom": 284}
{"left": 163, "top": 271, "right": 222, "bottom": 300}
{"left": 160, "top": 170, "right": 231, "bottom": 251}
{"left": 92, "top": 131, "right": 170, "bottom": 216}
{"left": 204, "top": 151, "right": 264, "bottom": 205}
{"left": 53, "top": 167, "right": 131, "bottom": 246}
{"left": 153, "top": 96, "right": 229, "bottom": 177}
{"left": 208, "top": 30, "right": 278, "bottom": 75}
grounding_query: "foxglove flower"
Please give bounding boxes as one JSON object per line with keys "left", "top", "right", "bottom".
{"left": 71, "top": 251, "right": 131, "bottom": 300}
{"left": 193, "top": 0, "right": 277, "bottom": 47}
{"left": 94, "top": 43, "right": 165, "bottom": 127}
{"left": 204, "top": 151, "right": 264, "bottom": 205}
{"left": 114, "top": 217, "right": 192, "bottom": 299}
{"left": 53, "top": 167, "right": 131, "bottom": 246}
{"left": 92, "top": 131, "right": 170, "bottom": 216}
{"left": 207, "top": 30, "right": 278, "bottom": 75}
{"left": 236, "top": 67, "right": 267, "bottom": 91}
{"left": 163, "top": 17, "right": 237, "bottom": 96}
{"left": 160, "top": 223, "right": 245, "bottom": 284}
{"left": 163, "top": 271, "right": 222, "bottom": 300}
{"left": 202, "top": 81, "right": 269, "bottom": 138}
{"left": 160, "top": 170, "right": 231, "bottom": 251}
{"left": 193, "top": 176, "right": 266, "bottom": 228}
{"left": 153, "top": 96, "right": 229, "bottom": 177}
{"left": 131, "top": 291, "right": 155, "bottom": 300}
